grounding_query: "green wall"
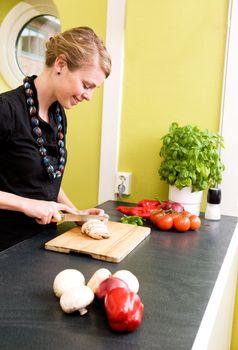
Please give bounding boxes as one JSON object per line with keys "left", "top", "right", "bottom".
{"left": 119, "top": 0, "right": 229, "bottom": 211}
{"left": 54, "top": 0, "right": 108, "bottom": 210}
{"left": 231, "top": 277, "right": 238, "bottom": 349}
{"left": 0, "top": 0, "right": 19, "bottom": 22}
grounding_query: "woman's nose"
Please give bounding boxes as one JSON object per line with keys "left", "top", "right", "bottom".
{"left": 82, "top": 90, "right": 93, "bottom": 101}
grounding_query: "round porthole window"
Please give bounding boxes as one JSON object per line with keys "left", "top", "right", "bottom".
{"left": 0, "top": 0, "right": 61, "bottom": 88}
{"left": 16, "top": 15, "right": 60, "bottom": 77}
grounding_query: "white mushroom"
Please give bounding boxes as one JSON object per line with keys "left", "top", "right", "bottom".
{"left": 60, "top": 285, "right": 94, "bottom": 315}
{"left": 87, "top": 268, "right": 112, "bottom": 293}
{"left": 113, "top": 270, "right": 139, "bottom": 293}
{"left": 53, "top": 269, "right": 85, "bottom": 298}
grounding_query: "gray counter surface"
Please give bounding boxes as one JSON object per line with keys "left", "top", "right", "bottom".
{"left": 0, "top": 200, "right": 237, "bottom": 350}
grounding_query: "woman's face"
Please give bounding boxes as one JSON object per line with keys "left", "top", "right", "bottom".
{"left": 54, "top": 60, "right": 106, "bottom": 109}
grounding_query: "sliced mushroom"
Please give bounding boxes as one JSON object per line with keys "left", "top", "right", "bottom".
{"left": 81, "top": 219, "right": 110, "bottom": 239}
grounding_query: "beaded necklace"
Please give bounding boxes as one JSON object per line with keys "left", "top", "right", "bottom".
{"left": 23, "top": 76, "right": 65, "bottom": 182}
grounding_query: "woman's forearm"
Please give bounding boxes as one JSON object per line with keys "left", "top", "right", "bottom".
{"left": 0, "top": 190, "right": 78, "bottom": 224}
{"left": 0, "top": 191, "right": 27, "bottom": 212}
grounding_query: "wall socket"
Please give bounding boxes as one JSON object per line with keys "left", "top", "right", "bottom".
{"left": 115, "top": 172, "right": 132, "bottom": 195}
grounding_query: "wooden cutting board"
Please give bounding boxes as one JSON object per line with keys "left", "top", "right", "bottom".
{"left": 45, "top": 221, "right": 151, "bottom": 263}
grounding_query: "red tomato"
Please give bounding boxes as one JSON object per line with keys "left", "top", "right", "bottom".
{"left": 150, "top": 211, "right": 164, "bottom": 224}
{"left": 189, "top": 215, "right": 201, "bottom": 230}
{"left": 182, "top": 211, "right": 192, "bottom": 217}
{"left": 173, "top": 216, "right": 190, "bottom": 232}
{"left": 169, "top": 212, "right": 180, "bottom": 221}
{"left": 155, "top": 215, "right": 173, "bottom": 231}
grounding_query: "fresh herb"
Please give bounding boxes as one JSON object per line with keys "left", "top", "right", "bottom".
{"left": 120, "top": 215, "right": 144, "bottom": 226}
{"left": 159, "top": 122, "right": 225, "bottom": 191}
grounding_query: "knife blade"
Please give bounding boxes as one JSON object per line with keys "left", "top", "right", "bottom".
{"left": 60, "top": 213, "right": 109, "bottom": 222}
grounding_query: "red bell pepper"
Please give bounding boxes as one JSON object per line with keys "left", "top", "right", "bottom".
{"left": 116, "top": 205, "right": 155, "bottom": 219}
{"left": 104, "top": 287, "right": 144, "bottom": 332}
{"left": 130, "top": 206, "right": 155, "bottom": 219}
{"left": 116, "top": 206, "right": 134, "bottom": 216}
{"left": 137, "top": 199, "right": 161, "bottom": 209}
{"left": 96, "top": 276, "right": 129, "bottom": 299}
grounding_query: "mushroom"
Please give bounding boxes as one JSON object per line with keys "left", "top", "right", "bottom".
{"left": 81, "top": 219, "right": 110, "bottom": 239}
{"left": 87, "top": 268, "right": 112, "bottom": 293}
{"left": 53, "top": 269, "right": 85, "bottom": 298}
{"left": 60, "top": 285, "right": 94, "bottom": 315}
{"left": 113, "top": 270, "right": 139, "bottom": 293}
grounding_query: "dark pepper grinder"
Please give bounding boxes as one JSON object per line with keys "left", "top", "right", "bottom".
{"left": 205, "top": 188, "right": 221, "bottom": 220}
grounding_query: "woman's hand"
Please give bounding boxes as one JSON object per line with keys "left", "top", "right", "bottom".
{"left": 22, "top": 198, "right": 78, "bottom": 225}
{"left": 76, "top": 208, "right": 109, "bottom": 225}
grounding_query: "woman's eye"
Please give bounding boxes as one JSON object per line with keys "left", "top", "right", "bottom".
{"left": 83, "top": 83, "right": 90, "bottom": 90}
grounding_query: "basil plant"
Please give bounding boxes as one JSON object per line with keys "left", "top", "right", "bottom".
{"left": 159, "top": 122, "right": 225, "bottom": 192}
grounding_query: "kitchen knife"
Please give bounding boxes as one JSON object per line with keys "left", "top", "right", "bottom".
{"left": 60, "top": 212, "right": 109, "bottom": 222}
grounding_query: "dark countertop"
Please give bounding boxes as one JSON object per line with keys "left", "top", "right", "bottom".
{"left": 0, "top": 200, "right": 237, "bottom": 350}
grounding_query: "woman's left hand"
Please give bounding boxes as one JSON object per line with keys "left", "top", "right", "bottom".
{"left": 76, "top": 208, "right": 109, "bottom": 225}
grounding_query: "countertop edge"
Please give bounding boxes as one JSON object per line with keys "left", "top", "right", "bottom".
{"left": 192, "top": 222, "right": 238, "bottom": 350}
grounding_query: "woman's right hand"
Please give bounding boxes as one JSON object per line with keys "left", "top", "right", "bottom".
{"left": 22, "top": 198, "right": 78, "bottom": 225}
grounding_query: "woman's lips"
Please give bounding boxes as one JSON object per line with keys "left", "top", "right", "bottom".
{"left": 71, "top": 96, "right": 81, "bottom": 105}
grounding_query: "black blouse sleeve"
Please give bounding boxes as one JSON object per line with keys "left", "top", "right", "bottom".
{"left": 0, "top": 96, "right": 14, "bottom": 141}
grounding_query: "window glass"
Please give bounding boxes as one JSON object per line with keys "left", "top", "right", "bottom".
{"left": 16, "top": 15, "right": 60, "bottom": 76}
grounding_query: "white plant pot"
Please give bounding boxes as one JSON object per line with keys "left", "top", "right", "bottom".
{"left": 168, "top": 185, "right": 203, "bottom": 216}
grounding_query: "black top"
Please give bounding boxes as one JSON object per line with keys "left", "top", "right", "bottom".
{"left": 0, "top": 76, "right": 67, "bottom": 250}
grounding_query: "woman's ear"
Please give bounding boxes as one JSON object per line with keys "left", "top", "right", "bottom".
{"left": 54, "top": 54, "right": 66, "bottom": 73}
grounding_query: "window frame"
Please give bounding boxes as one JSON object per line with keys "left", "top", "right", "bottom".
{"left": 0, "top": 0, "right": 59, "bottom": 88}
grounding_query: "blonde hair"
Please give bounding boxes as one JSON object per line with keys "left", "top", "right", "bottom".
{"left": 45, "top": 26, "right": 111, "bottom": 77}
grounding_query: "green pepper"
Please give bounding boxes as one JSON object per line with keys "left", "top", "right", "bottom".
{"left": 120, "top": 215, "right": 144, "bottom": 226}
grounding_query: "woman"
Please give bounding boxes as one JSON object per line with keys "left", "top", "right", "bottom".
{"left": 0, "top": 26, "right": 111, "bottom": 250}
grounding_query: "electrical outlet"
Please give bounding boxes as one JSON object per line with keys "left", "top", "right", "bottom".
{"left": 115, "top": 172, "right": 132, "bottom": 195}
